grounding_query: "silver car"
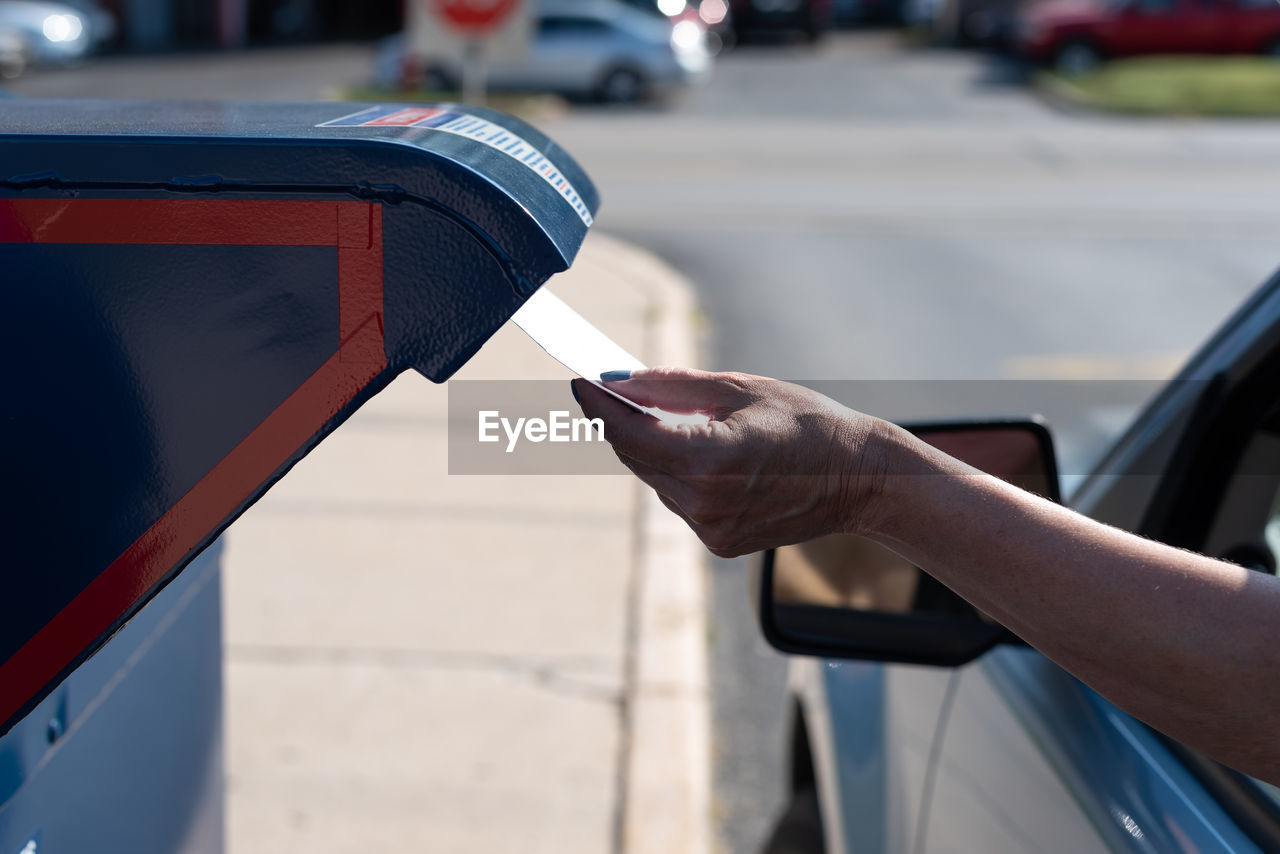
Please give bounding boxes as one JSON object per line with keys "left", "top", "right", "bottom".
{"left": 380, "top": 0, "right": 712, "bottom": 103}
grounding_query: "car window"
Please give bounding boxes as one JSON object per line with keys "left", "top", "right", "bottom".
{"left": 1256, "top": 780, "right": 1280, "bottom": 807}
{"left": 537, "top": 16, "right": 613, "bottom": 36}
{"left": 1264, "top": 485, "right": 1280, "bottom": 562}
{"left": 1150, "top": 384, "right": 1280, "bottom": 845}
{"left": 1202, "top": 427, "right": 1280, "bottom": 572}
{"left": 1194, "top": 419, "right": 1280, "bottom": 817}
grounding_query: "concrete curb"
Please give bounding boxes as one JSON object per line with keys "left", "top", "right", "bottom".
{"left": 588, "top": 234, "right": 712, "bottom": 854}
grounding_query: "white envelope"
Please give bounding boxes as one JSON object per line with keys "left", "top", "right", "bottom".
{"left": 510, "top": 288, "right": 709, "bottom": 427}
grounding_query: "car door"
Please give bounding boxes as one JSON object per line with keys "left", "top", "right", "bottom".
{"left": 1105, "top": 0, "right": 1216, "bottom": 54}
{"left": 1199, "top": 0, "right": 1245, "bottom": 51}
{"left": 920, "top": 271, "right": 1280, "bottom": 853}
{"left": 788, "top": 656, "right": 958, "bottom": 854}
{"left": 1216, "top": 0, "right": 1280, "bottom": 53}
{"left": 490, "top": 15, "right": 613, "bottom": 94}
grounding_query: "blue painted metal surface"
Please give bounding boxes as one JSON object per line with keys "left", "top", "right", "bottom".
{"left": 821, "top": 662, "right": 888, "bottom": 854}
{"left": 0, "top": 99, "right": 598, "bottom": 738}
{"left": 919, "top": 647, "right": 1260, "bottom": 853}
{"left": 0, "top": 542, "right": 224, "bottom": 854}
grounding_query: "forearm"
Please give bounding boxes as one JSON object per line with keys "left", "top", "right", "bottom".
{"left": 863, "top": 421, "right": 1280, "bottom": 783}
{"left": 581, "top": 368, "right": 1280, "bottom": 778}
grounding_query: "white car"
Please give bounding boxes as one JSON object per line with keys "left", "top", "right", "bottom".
{"left": 378, "top": 0, "right": 712, "bottom": 103}
{"left": 0, "top": 0, "right": 103, "bottom": 67}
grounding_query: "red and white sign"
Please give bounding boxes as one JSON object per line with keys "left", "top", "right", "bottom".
{"left": 408, "top": 0, "right": 529, "bottom": 75}
{"left": 430, "top": 0, "right": 521, "bottom": 33}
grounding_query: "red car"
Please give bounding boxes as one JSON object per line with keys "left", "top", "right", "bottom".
{"left": 1017, "top": 0, "right": 1280, "bottom": 73}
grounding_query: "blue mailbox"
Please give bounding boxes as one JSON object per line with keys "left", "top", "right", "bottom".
{"left": 0, "top": 100, "right": 597, "bottom": 743}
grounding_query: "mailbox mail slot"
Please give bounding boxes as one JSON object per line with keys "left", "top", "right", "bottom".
{"left": 0, "top": 100, "right": 599, "bottom": 735}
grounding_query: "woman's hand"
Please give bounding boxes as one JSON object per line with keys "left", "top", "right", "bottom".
{"left": 572, "top": 367, "right": 895, "bottom": 558}
{"left": 582, "top": 371, "right": 1280, "bottom": 787}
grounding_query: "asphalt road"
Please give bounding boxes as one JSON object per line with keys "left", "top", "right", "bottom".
{"left": 13, "top": 34, "right": 1280, "bottom": 852}
{"left": 539, "top": 32, "right": 1280, "bottom": 853}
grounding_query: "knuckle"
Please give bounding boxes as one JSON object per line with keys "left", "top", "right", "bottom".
{"left": 699, "top": 524, "right": 736, "bottom": 554}
{"left": 682, "top": 498, "right": 709, "bottom": 524}
{"left": 647, "top": 365, "right": 696, "bottom": 383}
{"left": 698, "top": 531, "right": 725, "bottom": 553}
{"left": 718, "top": 371, "right": 759, "bottom": 393}
{"left": 681, "top": 492, "right": 719, "bottom": 524}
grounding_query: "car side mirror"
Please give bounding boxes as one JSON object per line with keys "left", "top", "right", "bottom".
{"left": 752, "top": 420, "right": 1060, "bottom": 667}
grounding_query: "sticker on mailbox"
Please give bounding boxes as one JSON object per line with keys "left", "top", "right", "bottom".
{"left": 319, "top": 105, "right": 593, "bottom": 228}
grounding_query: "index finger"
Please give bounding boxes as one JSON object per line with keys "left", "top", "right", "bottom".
{"left": 602, "top": 367, "right": 754, "bottom": 415}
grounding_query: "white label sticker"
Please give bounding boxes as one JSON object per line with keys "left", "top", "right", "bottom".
{"left": 319, "top": 106, "right": 594, "bottom": 227}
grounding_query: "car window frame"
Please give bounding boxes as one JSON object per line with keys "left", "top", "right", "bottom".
{"left": 1136, "top": 328, "right": 1280, "bottom": 851}
{"left": 536, "top": 15, "right": 614, "bottom": 37}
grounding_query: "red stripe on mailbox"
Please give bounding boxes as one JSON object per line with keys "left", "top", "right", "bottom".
{"left": 0, "top": 198, "right": 386, "bottom": 730}
{"left": 0, "top": 199, "right": 349, "bottom": 245}
{"left": 362, "top": 108, "right": 445, "bottom": 127}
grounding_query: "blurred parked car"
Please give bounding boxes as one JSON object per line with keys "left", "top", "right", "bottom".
{"left": 1018, "top": 0, "right": 1280, "bottom": 72}
{"left": 932, "top": 0, "right": 1025, "bottom": 46}
{"left": 759, "top": 265, "right": 1280, "bottom": 854}
{"left": 379, "top": 0, "right": 712, "bottom": 103}
{"left": 835, "top": 0, "right": 907, "bottom": 25}
{"left": 620, "top": 0, "right": 736, "bottom": 52}
{"left": 0, "top": 25, "right": 28, "bottom": 76}
{"left": 0, "top": 0, "right": 105, "bottom": 67}
{"left": 729, "top": 0, "right": 834, "bottom": 41}
{"left": 904, "top": 0, "right": 946, "bottom": 28}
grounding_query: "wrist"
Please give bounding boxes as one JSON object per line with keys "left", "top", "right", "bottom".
{"left": 839, "top": 417, "right": 936, "bottom": 540}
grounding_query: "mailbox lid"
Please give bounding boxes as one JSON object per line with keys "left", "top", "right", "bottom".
{"left": 0, "top": 99, "right": 598, "bottom": 286}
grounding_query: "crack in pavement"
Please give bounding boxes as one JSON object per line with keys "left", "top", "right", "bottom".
{"left": 247, "top": 497, "right": 625, "bottom": 526}
{"left": 226, "top": 643, "right": 622, "bottom": 703}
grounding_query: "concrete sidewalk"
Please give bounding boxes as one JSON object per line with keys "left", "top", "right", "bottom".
{"left": 221, "top": 233, "right": 710, "bottom": 854}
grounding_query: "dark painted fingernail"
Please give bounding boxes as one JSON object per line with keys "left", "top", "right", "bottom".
{"left": 600, "top": 370, "right": 632, "bottom": 382}
{"left": 570, "top": 380, "right": 581, "bottom": 404}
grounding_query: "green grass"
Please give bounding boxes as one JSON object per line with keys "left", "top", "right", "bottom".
{"left": 338, "top": 87, "right": 568, "bottom": 122}
{"left": 1040, "top": 56, "right": 1280, "bottom": 117}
